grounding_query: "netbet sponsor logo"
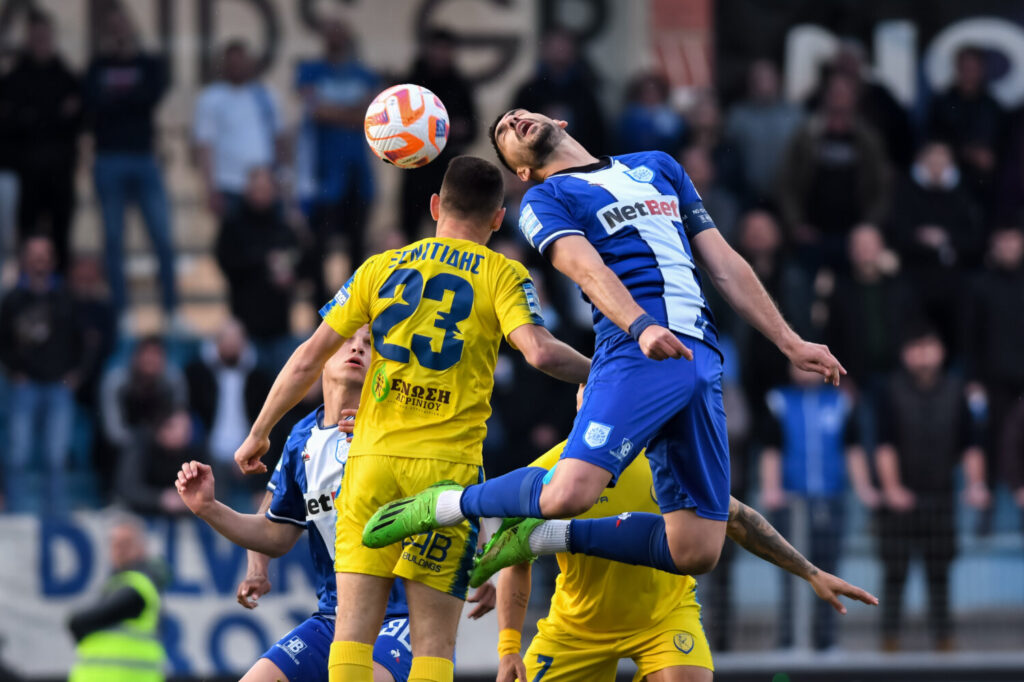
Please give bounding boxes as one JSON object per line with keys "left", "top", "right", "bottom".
{"left": 598, "top": 195, "right": 680, "bottom": 234}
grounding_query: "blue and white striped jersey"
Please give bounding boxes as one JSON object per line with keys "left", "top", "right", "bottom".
{"left": 518, "top": 151, "right": 719, "bottom": 350}
{"left": 267, "top": 407, "right": 408, "bottom": 618}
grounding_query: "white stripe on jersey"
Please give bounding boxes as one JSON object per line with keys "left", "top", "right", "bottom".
{"left": 301, "top": 423, "right": 351, "bottom": 562}
{"left": 564, "top": 160, "right": 707, "bottom": 340}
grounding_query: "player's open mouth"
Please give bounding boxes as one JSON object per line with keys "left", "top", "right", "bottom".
{"left": 516, "top": 119, "right": 534, "bottom": 138}
{"left": 345, "top": 358, "right": 363, "bottom": 369}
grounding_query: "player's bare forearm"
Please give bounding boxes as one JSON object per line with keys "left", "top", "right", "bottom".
{"left": 693, "top": 230, "right": 799, "bottom": 354}
{"left": 726, "top": 496, "right": 817, "bottom": 581}
{"left": 510, "top": 324, "right": 591, "bottom": 383}
{"left": 246, "top": 492, "right": 275, "bottom": 577}
{"left": 496, "top": 563, "right": 532, "bottom": 634}
{"left": 197, "top": 500, "right": 302, "bottom": 557}
{"left": 250, "top": 323, "right": 345, "bottom": 440}
{"left": 548, "top": 235, "right": 647, "bottom": 332}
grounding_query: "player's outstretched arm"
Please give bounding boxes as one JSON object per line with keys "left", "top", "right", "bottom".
{"left": 175, "top": 461, "right": 303, "bottom": 557}
{"left": 726, "top": 496, "right": 878, "bottom": 614}
{"left": 547, "top": 235, "right": 692, "bottom": 362}
{"left": 237, "top": 491, "right": 274, "bottom": 609}
{"left": 236, "top": 322, "right": 347, "bottom": 473}
{"left": 509, "top": 324, "right": 591, "bottom": 384}
{"left": 494, "top": 563, "right": 532, "bottom": 682}
{"left": 691, "top": 229, "right": 845, "bottom": 385}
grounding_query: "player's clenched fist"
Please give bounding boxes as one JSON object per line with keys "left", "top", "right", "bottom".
{"left": 175, "top": 461, "right": 215, "bottom": 514}
{"left": 234, "top": 433, "right": 271, "bottom": 474}
{"left": 496, "top": 653, "right": 528, "bottom": 682}
{"left": 638, "top": 325, "right": 694, "bottom": 361}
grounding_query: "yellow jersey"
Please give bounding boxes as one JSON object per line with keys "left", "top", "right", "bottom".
{"left": 321, "top": 237, "right": 543, "bottom": 465}
{"left": 531, "top": 443, "right": 697, "bottom": 636}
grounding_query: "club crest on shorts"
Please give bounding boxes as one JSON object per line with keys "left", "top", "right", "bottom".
{"left": 625, "top": 165, "right": 654, "bottom": 183}
{"left": 673, "top": 631, "right": 695, "bottom": 654}
{"left": 583, "top": 421, "right": 613, "bottom": 449}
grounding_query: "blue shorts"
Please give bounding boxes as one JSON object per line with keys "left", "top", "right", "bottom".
{"left": 261, "top": 614, "right": 413, "bottom": 681}
{"left": 560, "top": 333, "right": 730, "bottom": 521}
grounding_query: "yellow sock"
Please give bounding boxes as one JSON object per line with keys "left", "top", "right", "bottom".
{"left": 408, "top": 656, "right": 454, "bottom": 682}
{"left": 328, "top": 641, "right": 374, "bottom": 682}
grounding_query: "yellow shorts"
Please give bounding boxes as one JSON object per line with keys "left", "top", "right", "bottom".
{"left": 524, "top": 601, "right": 713, "bottom": 681}
{"left": 335, "top": 454, "right": 482, "bottom": 599}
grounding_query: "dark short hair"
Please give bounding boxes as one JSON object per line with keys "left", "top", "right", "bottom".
{"left": 900, "top": 320, "right": 941, "bottom": 348}
{"left": 487, "top": 111, "right": 513, "bottom": 173}
{"left": 440, "top": 156, "right": 505, "bottom": 219}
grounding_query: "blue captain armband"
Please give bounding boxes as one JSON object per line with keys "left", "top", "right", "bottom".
{"left": 681, "top": 201, "right": 716, "bottom": 237}
{"left": 629, "top": 313, "right": 659, "bottom": 342}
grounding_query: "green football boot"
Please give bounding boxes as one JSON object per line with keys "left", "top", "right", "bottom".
{"left": 468, "top": 517, "right": 545, "bottom": 588}
{"left": 362, "top": 480, "right": 463, "bottom": 548}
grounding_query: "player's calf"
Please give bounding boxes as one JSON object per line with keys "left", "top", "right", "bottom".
{"left": 664, "top": 511, "right": 727, "bottom": 575}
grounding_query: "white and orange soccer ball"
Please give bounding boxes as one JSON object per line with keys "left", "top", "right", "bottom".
{"left": 363, "top": 83, "right": 449, "bottom": 169}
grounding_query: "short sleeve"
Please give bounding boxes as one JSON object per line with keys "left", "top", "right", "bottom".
{"left": 663, "top": 153, "right": 717, "bottom": 239}
{"left": 193, "top": 89, "right": 216, "bottom": 144}
{"left": 266, "top": 431, "right": 307, "bottom": 527}
{"left": 320, "top": 257, "right": 377, "bottom": 338}
{"left": 493, "top": 259, "right": 545, "bottom": 343}
{"left": 519, "top": 186, "right": 584, "bottom": 255}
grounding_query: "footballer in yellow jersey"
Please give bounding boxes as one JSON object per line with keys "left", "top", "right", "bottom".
{"left": 234, "top": 156, "right": 591, "bottom": 682}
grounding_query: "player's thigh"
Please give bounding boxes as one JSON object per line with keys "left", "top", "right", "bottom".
{"left": 403, "top": 579, "right": 464, "bottom": 658}
{"left": 539, "top": 457, "right": 614, "bottom": 517}
{"left": 629, "top": 602, "right": 713, "bottom": 682}
{"left": 524, "top": 631, "right": 618, "bottom": 682}
{"left": 646, "top": 342, "right": 730, "bottom": 527}
{"left": 374, "top": 617, "right": 413, "bottom": 682}
{"left": 255, "top": 615, "right": 335, "bottom": 682}
{"left": 336, "top": 456, "right": 407, "bottom": 580}
{"left": 240, "top": 657, "right": 292, "bottom": 682}
{"left": 335, "top": 572, "right": 395, "bottom": 643}
{"left": 558, "top": 340, "right": 697, "bottom": 490}
{"left": 393, "top": 459, "right": 482, "bottom": 603}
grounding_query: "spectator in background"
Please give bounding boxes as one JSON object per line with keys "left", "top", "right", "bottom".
{"left": 889, "top": 141, "right": 981, "bottom": 354}
{"left": 760, "top": 364, "right": 878, "bottom": 651}
{"left": 400, "top": 28, "right": 477, "bottom": 242}
{"left": 616, "top": 71, "right": 685, "bottom": 154}
{"left": 0, "top": 57, "right": 18, "bottom": 271}
{"left": 965, "top": 227, "right": 1024, "bottom": 487}
{"left": 679, "top": 145, "right": 740, "bottom": 243}
{"left": 512, "top": 27, "right": 606, "bottom": 154}
{"left": 194, "top": 40, "right": 284, "bottom": 220}
{"left": 683, "top": 91, "right": 741, "bottom": 195}
{"left": 85, "top": 8, "right": 177, "bottom": 324}
{"left": 5, "top": 10, "right": 81, "bottom": 273}
{"left": 808, "top": 40, "right": 914, "bottom": 169}
{"left": 295, "top": 18, "right": 379, "bottom": 299}
{"left": 99, "top": 336, "right": 187, "bottom": 454}
{"left": 824, "top": 225, "right": 912, "bottom": 451}
{"left": 0, "top": 236, "right": 83, "bottom": 513}
{"left": 730, "top": 210, "right": 812, "bottom": 439}
{"left": 723, "top": 59, "right": 803, "bottom": 206}
{"left": 215, "top": 168, "right": 298, "bottom": 371}
{"left": 875, "top": 325, "right": 990, "bottom": 652}
{"left": 116, "top": 409, "right": 202, "bottom": 516}
{"left": 779, "top": 72, "right": 890, "bottom": 273}
{"left": 185, "top": 319, "right": 270, "bottom": 504}
{"left": 928, "top": 46, "right": 1005, "bottom": 222}
{"left": 996, "top": 108, "right": 1024, "bottom": 223}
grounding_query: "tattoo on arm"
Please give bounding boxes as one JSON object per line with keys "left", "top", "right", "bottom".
{"left": 512, "top": 590, "right": 529, "bottom": 609}
{"left": 727, "top": 499, "right": 817, "bottom": 579}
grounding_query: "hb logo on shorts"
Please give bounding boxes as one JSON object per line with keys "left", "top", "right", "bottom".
{"left": 284, "top": 636, "right": 307, "bottom": 655}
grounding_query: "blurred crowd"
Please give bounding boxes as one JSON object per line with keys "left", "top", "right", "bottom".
{"left": 1, "top": 7, "right": 1024, "bottom": 652}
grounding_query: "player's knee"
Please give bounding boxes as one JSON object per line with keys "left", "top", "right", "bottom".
{"left": 669, "top": 542, "right": 722, "bottom": 575}
{"left": 540, "top": 480, "right": 599, "bottom": 518}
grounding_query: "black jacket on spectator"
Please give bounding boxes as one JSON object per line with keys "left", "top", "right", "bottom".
{"left": 824, "top": 273, "right": 914, "bottom": 382}
{"left": 215, "top": 204, "right": 297, "bottom": 340}
{"left": 965, "top": 265, "right": 1024, "bottom": 388}
{"left": 879, "top": 372, "right": 974, "bottom": 496}
{"left": 115, "top": 432, "right": 206, "bottom": 516}
{"left": 889, "top": 175, "right": 984, "bottom": 271}
{"left": 0, "top": 279, "right": 82, "bottom": 381}
{"left": 3, "top": 52, "right": 80, "bottom": 171}
{"left": 185, "top": 357, "right": 271, "bottom": 435}
{"left": 84, "top": 53, "right": 168, "bottom": 153}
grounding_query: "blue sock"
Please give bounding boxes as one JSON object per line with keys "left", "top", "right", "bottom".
{"left": 568, "top": 512, "right": 679, "bottom": 574}
{"left": 459, "top": 467, "right": 547, "bottom": 519}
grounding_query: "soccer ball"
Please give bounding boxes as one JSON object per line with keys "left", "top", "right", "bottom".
{"left": 364, "top": 83, "right": 449, "bottom": 169}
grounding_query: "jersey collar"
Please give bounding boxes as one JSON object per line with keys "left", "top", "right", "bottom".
{"left": 550, "top": 155, "right": 612, "bottom": 176}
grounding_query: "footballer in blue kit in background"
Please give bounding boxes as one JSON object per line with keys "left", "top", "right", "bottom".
{"left": 363, "top": 109, "right": 848, "bottom": 590}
